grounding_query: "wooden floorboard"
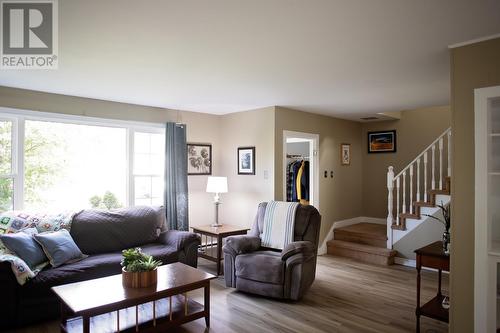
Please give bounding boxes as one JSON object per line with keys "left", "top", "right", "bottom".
{"left": 8, "top": 255, "right": 448, "bottom": 333}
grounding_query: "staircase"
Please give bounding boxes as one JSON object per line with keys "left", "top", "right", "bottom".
{"left": 386, "top": 128, "right": 451, "bottom": 250}
{"left": 327, "top": 128, "right": 451, "bottom": 266}
{"left": 327, "top": 223, "right": 396, "bottom": 265}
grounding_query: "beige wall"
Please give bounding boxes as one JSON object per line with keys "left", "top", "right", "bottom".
{"left": 450, "top": 37, "right": 500, "bottom": 332}
{"left": 218, "top": 107, "right": 275, "bottom": 228}
{"left": 0, "top": 86, "right": 180, "bottom": 123}
{"left": 361, "top": 106, "right": 451, "bottom": 218}
{"left": 274, "top": 107, "right": 363, "bottom": 248}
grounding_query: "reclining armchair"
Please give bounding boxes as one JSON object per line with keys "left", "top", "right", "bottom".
{"left": 223, "top": 202, "right": 321, "bottom": 300}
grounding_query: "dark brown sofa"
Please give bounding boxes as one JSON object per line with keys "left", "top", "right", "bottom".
{"left": 223, "top": 202, "right": 321, "bottom": 300}
{"left": 0, "top": 206, "right": 200, "bottom": 329}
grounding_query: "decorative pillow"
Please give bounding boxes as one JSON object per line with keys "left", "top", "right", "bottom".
{"left": 34, "top": 229, "right": 87, "bottom": 267}
{"left": 0, "top": 228, "right": 47, "bottom": 269}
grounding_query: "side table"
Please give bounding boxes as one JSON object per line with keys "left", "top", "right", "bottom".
{"left": 192, "top": 224, "right": 249, "bottom": 276}
{"left": 415, "top": 241, "right": 450, "bottom": 333}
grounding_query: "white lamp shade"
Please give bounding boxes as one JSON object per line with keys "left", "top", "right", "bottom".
{"left": 206, "top": 176, "right": 228, "bottom": 193}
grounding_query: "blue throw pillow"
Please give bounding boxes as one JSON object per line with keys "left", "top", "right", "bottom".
{"left": 34, "top": 229, "right": 86, "bottom": 267}
{"left": 0, "top": 228, "right": 48, "bottom": 269}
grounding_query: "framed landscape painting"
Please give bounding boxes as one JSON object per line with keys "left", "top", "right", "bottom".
{"left": 368, "top": 130, "right": 396, "bottom": 153}
{"left": 187, "top": 143, "right": 212, "bottom": 175}
{"left": 238, "top": 147, "right": 255, "bottom": 175}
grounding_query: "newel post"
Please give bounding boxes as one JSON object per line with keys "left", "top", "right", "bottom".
{"left": 387, "top": 166, "right": 394, "bottom": 249}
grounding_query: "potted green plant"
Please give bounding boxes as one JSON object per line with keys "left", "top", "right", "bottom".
{"left": 121, "top": 248, "right": 162, "bottom": 288}
{"left": 424, "top": 202, "right": 451, "bottom": 255}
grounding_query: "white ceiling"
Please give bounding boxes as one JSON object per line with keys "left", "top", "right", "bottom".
{"left": 1, "top": 0, "right": 500, "bottom": 120}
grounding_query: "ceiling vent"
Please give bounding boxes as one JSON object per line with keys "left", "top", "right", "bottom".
{"left": 360, "top": 116, "right": 379, "bottom": 120}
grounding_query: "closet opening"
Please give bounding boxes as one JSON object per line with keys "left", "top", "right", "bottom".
{"left": 283, "top": 131, "right": 319, "bottom": 209}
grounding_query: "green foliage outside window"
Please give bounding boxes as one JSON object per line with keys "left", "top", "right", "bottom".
{"left": 89, "top": 191, "right": 122, "bottom": 210}
{"left": 0, "top": 122, "right": 62, "bottom": 212}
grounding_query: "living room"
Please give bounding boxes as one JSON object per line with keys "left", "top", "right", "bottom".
{"left": 0, "top": 1, "right": 499, "bottom": 333}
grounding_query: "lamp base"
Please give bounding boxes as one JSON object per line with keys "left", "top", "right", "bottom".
{"left": 211, "top": 199, "right": 222, "bottom": 228}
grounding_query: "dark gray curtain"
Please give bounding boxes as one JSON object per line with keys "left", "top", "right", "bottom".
{"left": 164, "top": 122, "right": 189, "bottom": 231}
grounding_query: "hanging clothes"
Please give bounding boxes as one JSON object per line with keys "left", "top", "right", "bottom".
{"left": 299, "top": 161, "right": 310, "bottom": 203}
{"left": 286, "top": 159, "right": 310, "bottom": 204}
{"left": 286, "top": 161, "right": 295, "bottom": 202}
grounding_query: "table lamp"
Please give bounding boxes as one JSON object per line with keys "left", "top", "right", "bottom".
{"left": 206, "top": 176, "right": 228, "bottom": 227}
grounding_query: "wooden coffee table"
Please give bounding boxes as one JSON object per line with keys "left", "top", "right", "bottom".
{"left": 51, "top": 262, "right": 216, "bottom": 333}
{"left": 192, "top": 224, "right": 250, "bottom": 275}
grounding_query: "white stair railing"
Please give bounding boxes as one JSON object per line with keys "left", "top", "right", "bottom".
{"left": 386, "top": 128, "right": 451, "bottom": 241}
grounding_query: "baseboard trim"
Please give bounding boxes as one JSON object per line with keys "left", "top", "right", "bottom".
{"left": 394, "top": 257, "right": 416, "bottom": 267}
{"left": 360, "top": 217, "right": 386, "bottom": 225}
{"left": 318, "top": 216, "right": 387, "bottom": 255}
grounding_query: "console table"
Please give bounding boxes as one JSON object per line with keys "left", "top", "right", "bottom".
{"left": 415, "top": 241, "right": 450, "bottom": 333}
{"left": 192, "top": 224, "right": 249, "bottom": 275}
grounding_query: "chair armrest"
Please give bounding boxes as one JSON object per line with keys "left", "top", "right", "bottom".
{"left": 158, "top": 230, "right": 200, "bottom": 252}
{"left": 223, "top": 235, "right": 261, "bottom": 257}
{"left": 281, "top": 241, "right": 315, "bottom": 261}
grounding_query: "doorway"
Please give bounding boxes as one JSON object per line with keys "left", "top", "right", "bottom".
{"left": 283, "top": 130, "right": 319, "bottom": 209}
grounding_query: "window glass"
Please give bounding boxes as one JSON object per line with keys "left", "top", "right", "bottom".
{"left": 133, "top": 132, "right": 164, "bottom": 206}
{"left": 0, "top": 178, "right": 13, "bottom": 213}
{"left": 24, "top": 120, "right": 126, "bottom": 212}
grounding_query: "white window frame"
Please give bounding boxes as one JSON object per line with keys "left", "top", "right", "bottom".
{"left": 0, "top": 115, "right": 21, "bottom": 210}
{"left": 129, "top": 129, "right": 165, "bottom": 207}
{"left": 0, "top": 107, "right": 165, "bottom": 210}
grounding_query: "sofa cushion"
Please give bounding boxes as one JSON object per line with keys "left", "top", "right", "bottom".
{"left": 34, "top": 230, "right": 86, "bottom": 268}
{"left": 0, "top": 228, "right": 47, "bottom": 269}
{"left": 24, "top": 243, "right": 178, "bottom": 290}
{"left": 235, "top": 250, "right": 284, "bottom": 284}
{"left": 70, "top": 206, "right": 164, "bottom": 255}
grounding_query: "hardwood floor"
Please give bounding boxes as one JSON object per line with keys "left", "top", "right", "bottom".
{"left": 8, "top": 255, "right": 448, "bottom": 333}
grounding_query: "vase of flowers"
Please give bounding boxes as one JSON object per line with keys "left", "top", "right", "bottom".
{"left": 121, "top": 248, "right": 162, "bottom": 288}
{"left": 424, "top": 202, "right": 451, "bottom": 255}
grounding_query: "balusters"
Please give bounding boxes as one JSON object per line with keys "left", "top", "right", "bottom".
{"left": 409, "top": 165, "right": 413, "bottom": 214}
{"left": 447, "top": 131, "right": 452, "bottom": 177}
{"left": 439, "top": 138, "right": 444, "bottom": 189}
{"left": 402, "top": 171, "right": 406, "bottom": 214}
{"left": 385, "top": 129, "right": 451, "bottom": 239}
{"left": 396, "top": 177, "right": 400, "bottom": 225}
{"left": 431, "top": 144, "right": 436, "bottom": 190}
{"left": 416, "top": 157, "right": 421, "bottom": 202}
{"left": 424, "top": 151, "right": 428, "bottom": 202}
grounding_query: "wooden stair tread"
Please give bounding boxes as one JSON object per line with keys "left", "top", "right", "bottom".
{"left": 414, "top": 201, "right": 434, "bottom": 207}
{"left": 327, "top": 240, "right": 396, "bottom": 257}
{"left": 428, "top": 189, "right": 450, "bottom": 195}
{"left": 334, "top": 223, "right": 387, "bottom": 241}
{"left": 399, "top": 213, "right": 420, "bottom": 219}
{"left": 391, "top": 224, "right": 406, "bottom": 230}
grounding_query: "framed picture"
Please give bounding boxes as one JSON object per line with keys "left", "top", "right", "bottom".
{"left": 187, "top": 143, "right": 212, "bottom": 175}
{"left": 341, "top": 143, "right": 350, "bottom": 165}
{"left": 368, "top": 130, "right": 397, "bottom": 153}
{"left": 237, "top": 147, "right": 255, "bottom": 175}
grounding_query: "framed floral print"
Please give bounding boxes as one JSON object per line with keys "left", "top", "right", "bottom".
{"left": 187, "top": 143, "right": 212, "bottom": 175}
